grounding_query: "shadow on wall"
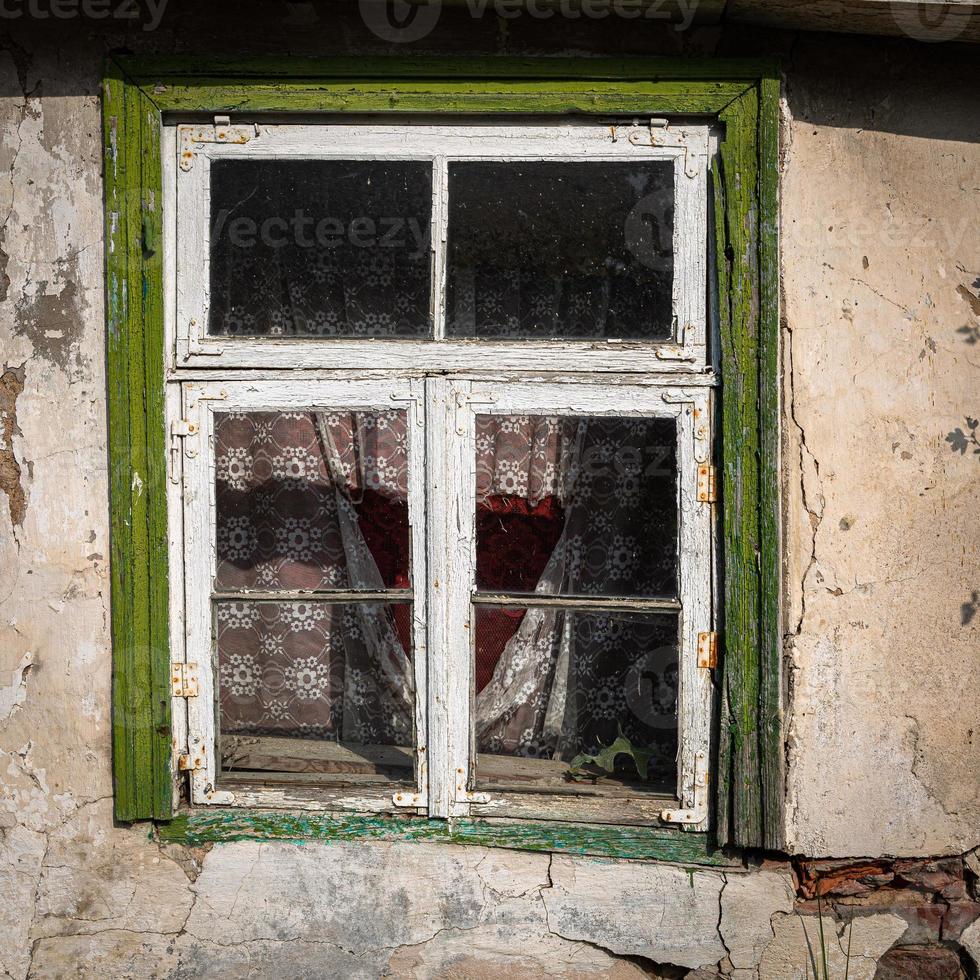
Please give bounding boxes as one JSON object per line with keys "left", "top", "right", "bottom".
{"left": 0, "top": 0, "right": 979, "bottom": 109}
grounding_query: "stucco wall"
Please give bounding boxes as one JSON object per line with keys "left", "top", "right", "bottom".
{"left": 0, "top": 11, "right": 977, "bottom": 978}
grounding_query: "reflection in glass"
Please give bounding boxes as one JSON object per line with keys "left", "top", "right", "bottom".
{"left": 474, "top": 414, "right": 677, "bottom": 597}
{"left": 474, "top": 608, "right": 678, "bottom": 792}
{"left": 209, "top": 160, "right": 432, "bottom": 338}
{"left": 214, "top": 409, "right": 410, "bottom": 591}
{"left": 446, "top": 161, "right": 674, "bottom": 340}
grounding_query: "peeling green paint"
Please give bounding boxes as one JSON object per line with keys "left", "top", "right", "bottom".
{"left": 105, "top": 55, "right": 780, "bottom": 849}
{"left": 157, "top": 811, "right": 740, "bottom": 866}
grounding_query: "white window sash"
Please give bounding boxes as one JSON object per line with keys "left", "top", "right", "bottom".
{"left": 172, "top": 122, "right": 709, "bottom": 373}
{"left": 177, "top": 377, "right": 428, "bottom": 812}
{"left": 436, "top": 379, "right": 713, "bottom": 826}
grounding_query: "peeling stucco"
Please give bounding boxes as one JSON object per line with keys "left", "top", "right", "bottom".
{"left": 13, "top": 256, "right": 87, "bottom": 376}
{"left": 0, "top": 362, "right": 27, "bottom": 529}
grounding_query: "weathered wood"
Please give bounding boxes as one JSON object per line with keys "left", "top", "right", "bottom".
{"left": 757, "top": 75, "right": 784, "bottom": 852}
{"left": 719, "top": 89, "right": 764, "bottom": 849}
{"left": 122, "top": 55, "right": 772, "bottom": 84}
{"left": 727, "top": 0, "right": 980, "bottom": 44}
{"left": 105, "top": 65, "right": 173, "bottom": 822}
{"left": 106, "top": 56, "right": 782, "bottom": 848}
{"left": 140, "top": 90, "right": 174, "bottom": 821}
{"left": 221, "top": 735, "right": 415, "bottom": 775}
{"left": 157, "top": 809, "right": 739, "bottom": 865}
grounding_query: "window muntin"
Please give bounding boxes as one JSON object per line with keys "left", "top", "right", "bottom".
{"left": 170, "top": 122, "right": 715, "bottom": 829}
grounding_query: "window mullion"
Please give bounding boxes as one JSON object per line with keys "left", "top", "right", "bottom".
{"left": 431, "top": 156, "right": 448, "bottom": 341}
{"left": 424, "top": 377, "right": 474, "bottom": 816}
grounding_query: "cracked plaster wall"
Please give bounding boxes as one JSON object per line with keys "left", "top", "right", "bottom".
{"left": 0, "top": 13, "right": 977, "bottom": 979}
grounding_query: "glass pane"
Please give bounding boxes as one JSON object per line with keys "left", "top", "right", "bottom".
{"left": 446, "top": 161, "right": 674, "bottom": 340}
{"left": 474, "top": 608, "right": 678, "bottom": 793}
{"left": 475, "top": 414, "right": 677, "bottom": 597}
{"left": 216, "top": 600, "right": 414, "bottom": 783}
{"left": 209, "top": 160, "right": 432, "bottom": 338}
{"left": 215, "top": 409, "right": 410, "bottom": 591}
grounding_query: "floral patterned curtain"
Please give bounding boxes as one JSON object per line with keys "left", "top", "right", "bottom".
{"left": 473, "top": 415, "right": 679, "bottom": 774}
{"left": 214, "top": 409, "right": 679, "bottom": 777}
{"left": 214, "top": 409, "right": 414, "bottom": 746}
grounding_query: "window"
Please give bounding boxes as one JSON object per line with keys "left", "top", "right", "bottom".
{"left": 167, "top": 122, "right": 715, "bottom": 828}
{"left": 106, "top": 59, "right": 781, "bottom": 853}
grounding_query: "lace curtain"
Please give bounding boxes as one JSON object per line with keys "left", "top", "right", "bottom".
{"left": 214, "top": 410, "right": 679, "bottom": 774}
{"left": 214, "top": 409, "right": 413, "bottom": 745}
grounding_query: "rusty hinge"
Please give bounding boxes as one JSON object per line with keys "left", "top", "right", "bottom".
{"left": 179, "top": 117, "right": 259, "bottom": 171}
{"left": 392, "top": 791, "right": 427, "bottom": 808}
{"left": 696, "top": 463, "right": 718, "bottom": 503}
{"left": 170, "top": 662, "right": 199, "bottom": 698}
{"left": 178, "top": 743, "right": 206, "bottom": 771}
{"left": 697, "top": 631, "right": 718, "bottom": 669}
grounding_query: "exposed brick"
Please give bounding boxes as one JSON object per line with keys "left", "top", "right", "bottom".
{"left": 873, "top": 945, "right": 965, "bottom": 980}
{"left": 942, "top": 902, "right": 980, "bottom": 942}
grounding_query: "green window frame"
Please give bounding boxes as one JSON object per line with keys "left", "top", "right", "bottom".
{"left": 104, "top": 55, "right": 780, "bottom": 860}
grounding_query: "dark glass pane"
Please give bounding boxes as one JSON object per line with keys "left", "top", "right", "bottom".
{"left": 474, "top": 414, "right": 677, "bottom": 597}
{"left": 214, "top": 409, "right": 410, "bottom": 591}
{"left": 209, "top": 160, "right": 432, "bottom": 338}
{"left": 446, "top": 161, "right": 673, "bottom": 340}
{"left": 474, "top": 608, "right": 678, "bottom": 793}
{"left": 216, "top": 599, "right": 414, "bottom": 782}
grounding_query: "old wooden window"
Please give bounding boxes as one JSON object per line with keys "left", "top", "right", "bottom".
{"left": 167, "top": 122, "right": 715, "bottom": 827}
{"left": 107, "top": 59, "right": 781, "bottom": 856}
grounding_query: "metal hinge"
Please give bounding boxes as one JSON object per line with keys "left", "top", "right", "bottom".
{"left": 170, "top": 662, "right": 199, "bottom": 698}
{"left": 178, "top": 744, "right": 207, "bottom": 771}
{"left": 179, "top": 116, "right": 259, "bottom": 171}
{"left": 697, "top": 631, "right": 718, "bottom": 670}
{"left": 392, "top": 791, "right": 426, "bottom": 808}
{"left": 696, "top": 463, "right": 718, "bottom": 503}
{"left": 660, "top": 751, "right": 709, "bottom": 826}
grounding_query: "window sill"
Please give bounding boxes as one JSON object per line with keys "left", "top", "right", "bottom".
{"left": 155, "top": 808, "right": 737, "bottom": 866}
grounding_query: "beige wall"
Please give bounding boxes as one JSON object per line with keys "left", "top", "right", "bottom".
{"left": 0, "top": 16, "right": 977, "bottom": 978}
{"left": 778, "top": 42, "right": 980, "bottom": 856}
